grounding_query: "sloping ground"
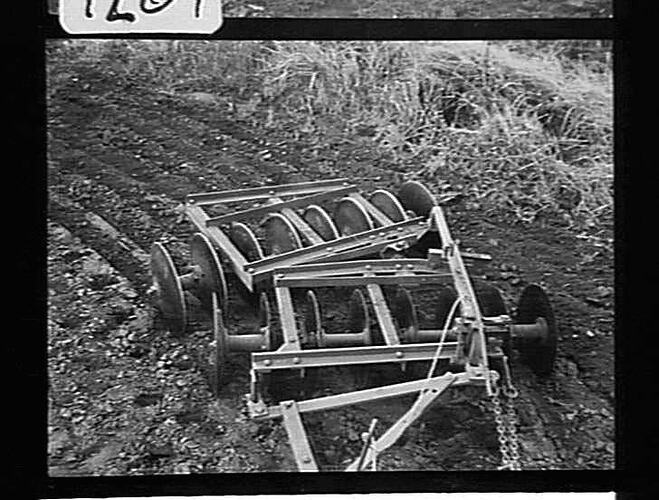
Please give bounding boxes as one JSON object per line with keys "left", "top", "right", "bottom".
{"left": 223, "top": 0, "right": 611, "bottom": 18}
{"left": 46, "top": 42, "right": 613, "bottom": 473}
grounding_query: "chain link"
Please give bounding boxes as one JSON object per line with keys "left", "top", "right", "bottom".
{"left": 489, "top": 357, "right": 522, "bottom": 471}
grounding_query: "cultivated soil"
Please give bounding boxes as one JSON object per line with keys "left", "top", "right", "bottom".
{"left": 222, "top": 0, "right": 612, "bottom": 18}
{"left": 47, "top": 51, "right": 614, "bottom": 475}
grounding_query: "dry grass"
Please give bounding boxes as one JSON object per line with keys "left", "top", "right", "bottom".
{"left": 48, "top": 40, "right": 613, "bottom": 230}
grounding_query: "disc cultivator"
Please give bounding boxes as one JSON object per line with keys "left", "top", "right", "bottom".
{"left": 150, "top": 179, "right": 558, "bottom": 471}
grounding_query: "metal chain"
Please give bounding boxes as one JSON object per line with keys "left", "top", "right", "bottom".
{"left": 489, "top": 359, "right": 522, "bottom": 471}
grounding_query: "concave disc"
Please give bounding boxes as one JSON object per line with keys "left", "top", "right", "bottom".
{"left": 303, "top": 204, "right": 339, "bottom": 241}
{"left": 515, "top": 284, "right": 557, "bottom": 377}
{"left": 370, "top": 189, "right": 407, "bottom": 223}
{"left": 230, "top": 222, "right": 264, "bottom": 262}
{"left": 348, "top": 289, "right": 369, "bottom": 332}
{"left": 334, "top": 198, "right": 374, "bottom": 236}
{"left": 262, "top": 213, "right": 302, "bottom": 255}
{"left": 398, "top": 180, "right": 437, "bottom": 217}
{"left": 150, "top": 242, "right": 187, "bottom": 336}
{"left": 393, "top": 287, "right": 419, "bottom": 341}
{"left": 190, "top": 233, "right": 227, "bottom": 314}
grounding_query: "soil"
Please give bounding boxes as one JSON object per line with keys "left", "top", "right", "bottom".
{"left": 47, "top": 55, "right": 614, "bottom": 475}
{"left": 223, "top": 0, "right": 612, "bottom": 18}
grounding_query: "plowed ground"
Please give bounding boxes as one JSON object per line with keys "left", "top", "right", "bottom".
{"left": 47, "top": 57, "right": 614, "bottom": 475}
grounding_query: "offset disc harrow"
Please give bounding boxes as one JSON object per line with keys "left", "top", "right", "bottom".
{"left": 151, "top": 178, "right": 563, "bottom": 472}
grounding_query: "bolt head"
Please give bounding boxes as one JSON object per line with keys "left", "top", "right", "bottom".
{"left": 293, "top": 357, "right": 300, "bottom": 364}
{"left": 395, "top": 351, "right": 403, "bottom": 358}
{"left": 264, "top": 359, "right": 271, "bottom": 366}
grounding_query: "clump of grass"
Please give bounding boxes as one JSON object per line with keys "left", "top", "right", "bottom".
{"left": 48, "top": 40, "right": 612, "bottom": 230}
{"left": 251, "top": 41, "right": 612, "bottom": 228}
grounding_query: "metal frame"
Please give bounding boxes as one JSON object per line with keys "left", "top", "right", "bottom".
{"left": 184, "top": 180, "right": 431, "bottom": 291}
{"left": 172, "top": 179, "right": 555, "bottom": 472}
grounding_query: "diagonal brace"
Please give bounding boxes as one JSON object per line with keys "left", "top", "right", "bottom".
{"left": 345, "top": 372, "right": 457, "bottom": 471}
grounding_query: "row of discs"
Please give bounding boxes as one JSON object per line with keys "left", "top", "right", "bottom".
{"left": 227, "top": 181, "right": 437, "bottom": 263}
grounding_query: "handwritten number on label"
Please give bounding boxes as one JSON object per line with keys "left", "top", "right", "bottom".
{"left": 84, "top": 0, "right": 203, "bottom": 22}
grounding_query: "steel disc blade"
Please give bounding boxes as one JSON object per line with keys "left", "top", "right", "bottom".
{"left": 370, "top": 189, "right": 407, "bottom": 223}
{"left": 190, "top": 233, "right": 227, "bottom": 314}
{"left": 398, "top": 180, "right": 437, "bottom": 217}
{"left": 150, "top": 242, "right": 186, "bottom": 336}
{"left": 515, "top": 284, "right": 557, "bottom": 376}
{"left": 334, "top": 198, "right": 374, "bottom": 236}
{"left": 262, "top": 213, "right": 302, "bottom": 255}
{"left": 230, "top": 222, "right": 264, "bottom": 262}
{"left": 348, "top": 289, "right": 369, "bottom": 332}
{"left": 393, "top": 287, "right": 419, "bottom": 340}
{"left": 303, "top": 204, "right": 340, "bottom": 241}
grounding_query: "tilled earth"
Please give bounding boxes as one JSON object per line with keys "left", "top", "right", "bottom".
{"left": 47, "top": 57, "right": 614, "bottom": 474}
